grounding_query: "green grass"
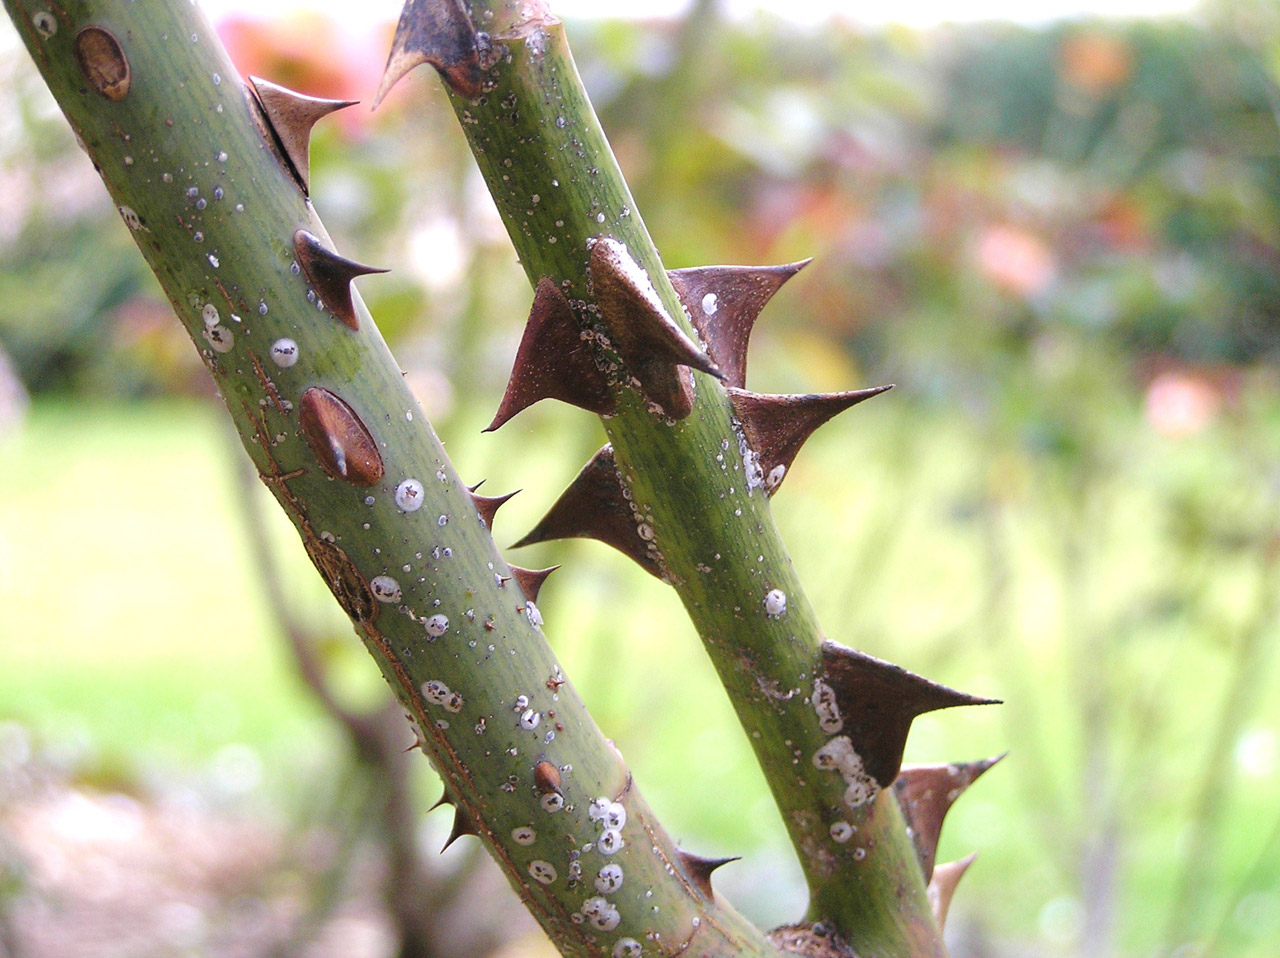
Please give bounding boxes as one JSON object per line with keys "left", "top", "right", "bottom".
{"left": 2, "top": 396, "right": 1278, "bottom": 954}
{"left": 0, "top": 401, "right": 333, "bottom": 777}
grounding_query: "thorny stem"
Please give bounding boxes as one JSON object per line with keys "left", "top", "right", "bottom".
{"left": 420, "top": 0, "right": 955, "bottom": 952}
{"left": 5, "top": 2, "right": 785, "bottom": 955}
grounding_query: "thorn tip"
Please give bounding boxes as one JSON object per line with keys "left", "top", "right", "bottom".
{"left": 248, "top": 76, "right": 356, "bottom": 193}
{"left": 293, "top": 229, "right": 388, "bottom": 331}
{"left": 513, "top": 445, "right": 665, "bottom": 579}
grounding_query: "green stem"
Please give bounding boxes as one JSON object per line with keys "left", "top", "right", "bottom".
{"left": 4, "top": 2, "right": 783, "bottom": 954}
{"left": 433, "top": 2, "right": 947, "bottom": 952}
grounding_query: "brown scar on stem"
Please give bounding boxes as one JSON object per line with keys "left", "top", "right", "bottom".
{"left": 668, "top": 918, "right": 707, "bottom": 957}
{"left": 213, "top": 278, "right": 245, "bottom": 314}
{"left": 241, "top": 400, "right": 308, "bottom": 520}
{"left": 248, "top": 350, "right": 290, "bottom": 418}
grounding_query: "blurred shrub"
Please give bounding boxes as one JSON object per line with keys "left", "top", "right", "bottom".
{"left": 5, "top": 12, "right": 1280, "bottom": 405}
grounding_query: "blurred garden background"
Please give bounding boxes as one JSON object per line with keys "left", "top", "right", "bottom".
{"left": 2, "top": 0, "right": 1280, "bottom": 955}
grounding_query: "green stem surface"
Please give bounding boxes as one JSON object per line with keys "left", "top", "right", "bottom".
{"left": 442, "top": 2, "right": 945, "bottom": 953}
{"left": 5, "top": 1, "right": 783, "bottom": 954}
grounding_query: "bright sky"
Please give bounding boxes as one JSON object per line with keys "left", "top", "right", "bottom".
{"left": 201, "top": 0, "right": 1199, "bottom": 29}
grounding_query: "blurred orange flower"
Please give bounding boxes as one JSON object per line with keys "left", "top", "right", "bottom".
{"left": 216, "top": 13, "right": 393, "bottom": 131}
{"left": 975, "top": 223, "right": 1056, "bottom": 299}
{"left": 1144, "top": 370, "right": 1221, "bottom": 438}
{"left": 1059, "top": 30, "right": 1132, "bottom": 97}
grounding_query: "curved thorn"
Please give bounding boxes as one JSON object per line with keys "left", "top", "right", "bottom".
{"left": 509, "top": 564, "right": 559, "bottom": 603}
{"left": 728, "top": 385, "right": 893, "bottom": 495}
{"left": 471, "top": 488, "right": 519, "bottom": 529}
{"left": 928, "top": 852, "right": 977, "bottom": 929}
{"left": 676, "top": 849, "right": 739, "bottom": 900}
{"left": 589, "top": 237, "right": 721, "bottom": 419}
{"left": 374, "top": 0, "right": 486, "bottom": 107}
{"left": 486, "top": 278, "right": 614, "bottom": 431}
{"left": 442, "top": 805, "right": 478, "bottom": 851}
{"left": 819, "top": 640, "right": 999, "bottom": 790}
{"left": 247, "top": 76, "right": 356, "bottom": 193}
{"left": 293, "top": 229, "right": 388, "bottom": 332}
{"left": 667, "top": 259, "right": 810, "bottom": 389}
{"left": 895, "top": 754, "right": 1005, "bottom": 881}
{"left": 428, "top": 788, "right": 455, "bottom": 813}
{"left": 511, "top": 445, "right": 665, "bottom": 579}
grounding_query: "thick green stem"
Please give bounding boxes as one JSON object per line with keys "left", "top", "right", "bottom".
{"left": 428, "top": 2, "right": 948, "bottom": 952}
{"left": 4, "top": 2, "right": 785, "bottom": 954}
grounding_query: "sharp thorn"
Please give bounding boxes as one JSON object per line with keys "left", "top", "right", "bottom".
{"left": 293, "top": 229, "right": 388, "bottom": 332}
{"left": 511, "top": 445, "right": 665, "bottom": 579}
{"left": 589, "top": 238, "right": 721, "bottom": 419}
{"left": 818, "top": 640, "right": 999, "bottom": 792}
{"left": 471, "top": 487, "right": 519, "bottom": 529}
{"left": 374, "top": 0, "right": 486, "bottom": 108}
{"left": 486, "top": 278, "right": 615, "bottom": 432}
{"left": 676, "top": 849, "right": 740, "bottom": 900}
{"left": 928, "top": 852, "right": 977, "bottom": 929}
{"left": 247, "top": 76, "right": 356, "bottom": 194}
{"left": 428, "top": 787, "right": 455, "bottom": 813}
{"left": 894, "top": 754, "right": 1005, "bottom": 881}
{"left": 442, "top": 805, "right": 479, "bottom": 851}
{"left": 668, "top": 260, "right": 810, "bottom": 389}
{"left": 728, "top": 385, "right": 893, "bottom": 495}
{"left": 508, "top": 564, "right": 559, "bottom": 604}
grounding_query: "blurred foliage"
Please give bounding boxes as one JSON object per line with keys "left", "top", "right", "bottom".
{"left": 3, "top": 5, "right": 1280, "bottom": 958}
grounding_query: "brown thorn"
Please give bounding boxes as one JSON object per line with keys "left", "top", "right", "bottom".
{"left": 428, "top": 788, "right": 455, "bottom": 813}
{"left": 667, "top": 260, "right": 810, "bottom": 389}
{"left": 258, "top": 468, "right": 305, "bottom": 490}
{"left": 442, "top": 804, "right": 479, "bottom": 851}
{"left": 728, "top": 385, "right": 893, "bottom": 495}
{"left": 486, "top": 278, "right": 615, "bottom": 431}
{"left": 374, "top": 0, "right": 486, "bottom": 107}
{"left": 471, "top": 487, "right": 519, "bottom": 529}
{"left": 589, "top": 237, "right": 722, "bottom": 420}
{"left": 928, "top": 852, "right": 977, "bottom": 930}
{"left": 894, "top": 754, "right": 1005, "bottom": 881}
{"left": 819, "top": 640, "right": 999, "bottom": 789}
{"left": 676, "top": 849, "right": 739, "bottom": 900}
{"left": 511, "top": 445, "right": 665, "bottom": 579}
{"left": 293, "top": 229, "right": 388, "bottom": 332}
{"left": 247, "top": 76, "right": 356, "bottom": 194}
{"left": 509, "top": 564, "right": 559, "bottom": 604}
